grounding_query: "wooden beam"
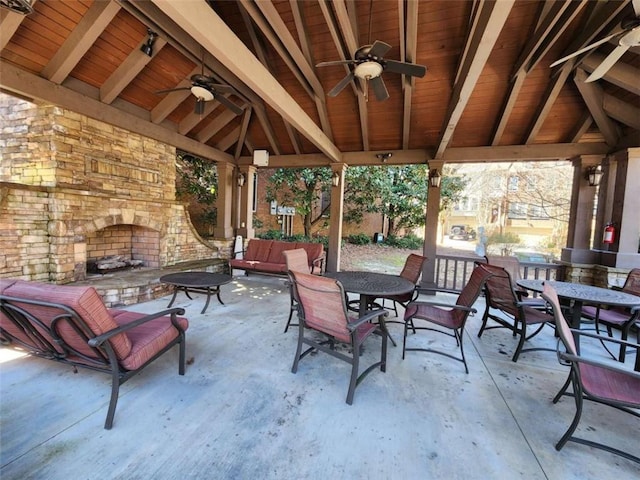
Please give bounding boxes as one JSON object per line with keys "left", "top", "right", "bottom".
{"left": 41, "top": 1, "right": 121, "bottom": 84}
{"left": 435, "top": 0, "right": 514, "bottom": 159}
{"left": 402, "top": 0, "right": 419, "bottom": 149}
{"left": 573, "top": 69, "right": 620, "bottom": 146}
{"left": 569, "top": 112, "right": 593, "bottom": 143}
{"left": 216, "top": 126, "right": 241, "bottom": 152}
{"left": 491, "top": 70, "right": 525, "bottom": 145}
{"left": 581, "top": 53, "right": 640, "bottom": 96}
{"left": 150, "top": 66, "right": 196, "bottom": 124}
{"left": 152, "top": 0, "right": 342, "bottom": 163}
{"left": 0, "top": 61, "right": 233, "bottom": 163}
{"left": 234, "top": 108, "right": 252, "bottom": 160}
{"left": 101, "top": 37, "right": 167, "bottom": 104}
{"left": 524, "top": 65, "right": 572, "bottom": 144}
{"left": 0, "top": 1, "right": 36, "bottom": 50}
{"left": 179, "top": 97, "right": 224, "bottom": 135}
{"left": 603, "top": 93, "right": 640, "bottom": 131}
{"left": 195, "top": 108, "right": 238, "bottom": 143}
{"left": 239, "top": 143, "right": 609, "bottom": 168}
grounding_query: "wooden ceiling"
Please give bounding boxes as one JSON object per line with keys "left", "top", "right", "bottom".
{"left": 1, "top": 0, "right": 638, "bottom": 169}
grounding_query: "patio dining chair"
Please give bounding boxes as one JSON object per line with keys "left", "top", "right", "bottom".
{"left": 477, "top": 263, "right": 554, "bottom": 362}
{"left": 402, "top": 264, "right": 493, "bottom": 373}
{"left": 581, "top": 268, "right": 640, "bottom": 363}
{"left": 288, "top": 270, "right": 389, "bottom": 405}
{"left": 282, "top": 248, "right": 310, "bottom": 333}
{"left": 484, "top": 255, "right": 545, "bottom": 307}
{"left": 375, "top": 253, "right": 427, "bottom": 317}
{"left": 541, "top": 283, "right": 640, "bottom": 464}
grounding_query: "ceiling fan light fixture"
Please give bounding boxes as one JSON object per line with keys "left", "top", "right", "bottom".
{"left": 354, "top": 61, "right": 383, "bottom": 79}
{"left": 190, "top": 85, "right": 214, "bottom": 102}
{"left": 0, "top": 0, "right": 34, "bottom": 15}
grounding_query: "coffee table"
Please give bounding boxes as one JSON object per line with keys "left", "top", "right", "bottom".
{"left": 160, "top": 272, "right": 232, "bottom": 314}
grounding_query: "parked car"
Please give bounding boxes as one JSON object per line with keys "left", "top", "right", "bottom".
{"left": 449, "top": 225, "right": 477, "bottom": 241}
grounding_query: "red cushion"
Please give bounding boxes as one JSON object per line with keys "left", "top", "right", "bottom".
{"left": 267, "top": 241, "right": 296, "bottom": 264}
{"left": 297, "top": 242, "right": 323, "bottom": 265}
{"left": 2, "top": 280, "right": 132, "bottom": 359}
{"left": 244, "top": 239, "right": 272, "bottom": 262}
{"left": 110, "top": 310, "right": 188, "bottom": 371}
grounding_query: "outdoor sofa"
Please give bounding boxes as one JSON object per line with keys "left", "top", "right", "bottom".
{"left": 229, "top": 239, "right": 325, "bottom": 276}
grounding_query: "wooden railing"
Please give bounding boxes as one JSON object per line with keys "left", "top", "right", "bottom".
{"left": 433, "top": 254, "right": 561, "bottom": 291}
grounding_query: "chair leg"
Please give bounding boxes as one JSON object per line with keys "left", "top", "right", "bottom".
{"left": 178, "top": 335, "right": 186, "bottom": 375}
{"left": 346, "top": 345, "right": 360, "bottom": 405}
{"left": 553, "top": 373, "right": 573, "bottom": 404}
{"left": 291, "top": 327, "right": 304, "bottom": 374}
{"left": 477, "top": 309, "right": 490, "bottom": 338}
{"left": 284, "top": 307, "right": 294, "bottom": 333}
{"left": 105, "top": 369, "right": 121, "bottom": 430}
{"left": 512, "top": 322, "right": 527, "bottom": 362}
{"left": 456, "top": 329, "right": 469, "bottom": 374}
{"left": 555, "top": 376, "right": 584, "bottom": 452}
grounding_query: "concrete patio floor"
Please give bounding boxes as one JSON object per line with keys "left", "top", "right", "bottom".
{"left": 1, "top": 274, "right": 639, "bottom": 479}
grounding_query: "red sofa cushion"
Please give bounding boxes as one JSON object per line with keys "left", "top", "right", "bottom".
{"left": 244, "top": 239, "right": 272, "bottom": 262}
{"left": 296, "top": 242, "right": 324, "bottom": 266}
{"left": 267, "top": 241, "right": 296, "bottom": 264}
{"left": 2, "top": 280, "right": 132, "bottom": 359}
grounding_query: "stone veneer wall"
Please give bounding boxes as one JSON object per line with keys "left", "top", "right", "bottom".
{"left": 560, "top": 262, "right": 630, "bottom": 289}
{"left": 0, "top": 94, "right": 220, "bottom": 284}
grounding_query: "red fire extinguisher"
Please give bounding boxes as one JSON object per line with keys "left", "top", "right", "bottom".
{"left": 603, "top": 223, "right": 615, "bottom": 244}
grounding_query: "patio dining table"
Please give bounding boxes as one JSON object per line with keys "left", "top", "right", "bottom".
{"left": 324, "top": 271, "right": 415, "bottom": 346}
{"left": 517, "top": 279, "right": 640, "bottom": 368}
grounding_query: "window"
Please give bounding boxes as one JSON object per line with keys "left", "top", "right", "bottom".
{"left": 528, "top": 204, "right": 549, "bottom": 219}
{"left": 508, "top": 175, "right": 519, "bottom": 192}
{"left": 507, "top": 202, "right": 527, "bottom": 219}
{"left": 525, "top": 176, "right": 537, "bottom": 192}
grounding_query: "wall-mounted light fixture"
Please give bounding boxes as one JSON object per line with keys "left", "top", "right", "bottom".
{"left": 332, "top": 171, "right": 340, "bottom": 187}
{"left": 237, "top": 173, "right": 246, "bottom": 187}
{"left": 585, "top": 165, "right": 603, "bottom": 187}
{"left": 428, "top": 168, "right": 441, "bottom": 188}
{"left": 140, "top": 29, "right": 157, "bottom": 57}
{"left": 375, "top": 152, "right": 392, "bottom": 163}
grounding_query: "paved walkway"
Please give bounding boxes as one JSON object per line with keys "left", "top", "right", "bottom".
{"left": 1, "top": 275, "right": 638, "bottom": 479}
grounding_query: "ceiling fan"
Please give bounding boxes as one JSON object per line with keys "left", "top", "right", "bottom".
{"left": 316, "top": 40, "right": 426, "bottom": 101}
{"left": 550, "top": 0, "right": 640, "bottom": 82}
{"left": 156, "top": 71, "right": 243, "bottom": 116}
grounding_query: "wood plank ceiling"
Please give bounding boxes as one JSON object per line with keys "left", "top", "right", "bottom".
{"left": 1, "top": 0, "right": 638, "bottom": 169}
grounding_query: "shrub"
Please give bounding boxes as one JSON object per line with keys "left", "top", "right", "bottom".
{"left": 347, "top": 233, "right": 371, "bottom": 245}
{"left": 385, "top": 234, "right": 422, "bottom": 250}
{"left": 258, "top": 230, "right": 284, "bottom": 240}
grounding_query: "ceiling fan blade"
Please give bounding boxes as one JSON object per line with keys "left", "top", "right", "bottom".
{"left": 585, "top": 44, "right": 629, "bottom": 82}
{"left": 327, "top": 72, "right": 355, "bottom": 97}
{"left": 384, "top": 60, "right": 427, "bottom": 78}
{"left": 633, "top": 0, "right": 640, "bottom": 17}
{"left": 368, "top": 40, "right": 392, "bottom": 58}
{"left": 549, "top": 32, "right": 619, "bottom": 67}
{"left": 194, "top": 98, "right": 205, "bottom": 115}
{"left": 155, "top": 87, "right": 190, "bottom": 95}
{"left": 215, "top": 94, "right": 244, "bottom": 115}
{"left": 316, "top": 60, "right": 355, "bottom": 68}
{"left": 370, "top": 76, "right": 389, "bottom": 101}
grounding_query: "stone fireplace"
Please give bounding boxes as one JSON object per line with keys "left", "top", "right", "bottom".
{"left": 0, "top": 94, "right": 226, "bottom": 301}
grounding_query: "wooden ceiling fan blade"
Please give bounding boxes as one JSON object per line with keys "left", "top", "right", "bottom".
{"left": 327, "top": 72, "right": 355, "bottom": 97}
{"left": 384, "top": 60, "right": 426, "bottom": 78}
{"left": 585, "top": 45, "right": 629, "bottom": 82}
{"left": 550, "top": 32, "right": 619, "bottom": 67}
{"left": 155, "top": 87, "right": 190, "bottom": 95}
{"left": 216, "top": 94, "right": 243, "bottom": 115}
{"left": 370, "top": 76, "right": 389, "bottom": 101}
{"left": 368, "top": 40, "right": 391, "bottom": 58}
{"left": 316, "top": 60, "right": 355, "bottom": 68}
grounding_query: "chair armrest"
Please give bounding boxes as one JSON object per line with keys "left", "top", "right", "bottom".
{"left": 88, "top": 308, "right": 186, "bottom": 347}
{"left": 232, "top": 249, "right": 247, "bottom": 259}
{"left": 568, "top": 328, "right": 640, "bottom": 349}
{"left": 416, "top": 286, "right": 462, "bottom": 296}
{"left": 407, "top": 301, "right": 476, "bottom": 313}
{"left": 558, "top": 350, "right": 640, "bottom": 379}
{"left": 347, "top": 308, "right": 388, "bottom": 331}
{"left": 310, "top": 254, "right": 326, "bottom": 274}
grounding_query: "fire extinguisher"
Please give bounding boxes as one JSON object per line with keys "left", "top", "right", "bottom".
{"left": 603, "top": 223, "right": 615, "bottom": 244}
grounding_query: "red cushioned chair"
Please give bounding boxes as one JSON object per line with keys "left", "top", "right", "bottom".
{"left": 282, "top": 248, "right": 310, "bottom": 333}
{"left": 581, "top": 268, "right": 640, "bottom": 363}
{"left": 288, "top": 270, "right": 388, "bottom": 405}
{"left": 403, "top": 265, "right": 492, "bottom": 373}
{"left": 0, "top": 280, "right": 188, "bottom": 429}
{"left": 542, "top": 283, "right": 640, "bottom": 464}
{"left": 477, "top": 263, "right": 554, "bottom": 362}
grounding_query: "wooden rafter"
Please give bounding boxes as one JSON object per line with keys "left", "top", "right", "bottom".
{"left": 435, "top": 0, "right": 514, "bottom": 159}
{"left": 401, "top": 0, "right": 419, "bottom": 149}
{"left": 581, "top": 53, "right": 640, "bottom": 96}
{"left": 235, "top": 107, "right": 252, "bottom": 159}
{"left": 0, "top": 1, "right": 35, "bottom": 50}
{"left": 573, "top": 69, "right": 620, "bottom": 146}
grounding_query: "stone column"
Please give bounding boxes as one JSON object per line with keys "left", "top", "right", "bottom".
{"left": 326, "top": 163, "right": 346, "bottom": 273}
{"left": 213, "top": 161, "right": 234, "bottom": 239}
{"left": 600, "top": 148, "right": 640, "bottom": 268}
{"left": 561, "top": 154, "right": 603, "bottom": 264}
{"left": 237, "top": 165, "right": 256, "bottom": 239}
{"left": 421, "top": 160, "right": 443, "bottom": 290}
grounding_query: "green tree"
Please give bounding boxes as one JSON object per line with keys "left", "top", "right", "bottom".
{"left": 175, "top": 152, "right": 218, "bottom": 232}
{"left": 265, "top": 167, "right": 332, "bottom": 237}
{"left": 265, "top": 164, "right": 467, "bottom": 238}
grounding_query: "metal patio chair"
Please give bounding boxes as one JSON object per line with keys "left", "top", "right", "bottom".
{"left": 541, "top": 283, "right": 640, "bottom": 464}
{"left": 402, "top": 265, "right": 492, "bottom": 373}
{"left": 288, "top": 270, "right": 388, "bottom": 405}
{"left": 282, "top": 248, "right": 310, "bottom": 333}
